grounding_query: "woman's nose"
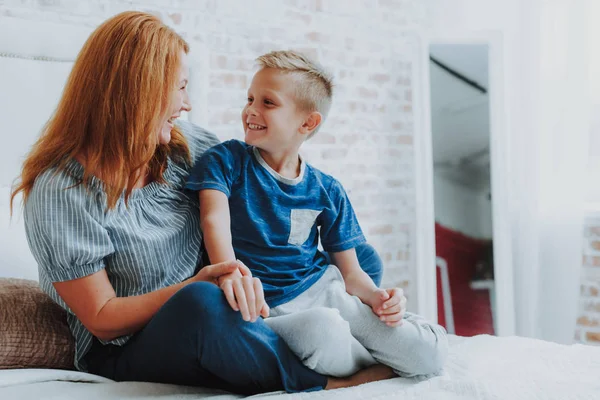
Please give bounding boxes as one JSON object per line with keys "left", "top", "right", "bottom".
{"left": 182, "top": 91, "right": 192, "bottom": 112}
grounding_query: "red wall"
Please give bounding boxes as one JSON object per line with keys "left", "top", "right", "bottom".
{"left": 435, "top": 223, "right": 494, "bottom": 336}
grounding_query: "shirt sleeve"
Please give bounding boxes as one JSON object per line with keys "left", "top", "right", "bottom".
{"left": 319, "top": 179, "right": 366, "bottom": 253}
{"left": 185, "top": 140, "right": 240, "bottom": 197}
{"left": 24, "top": 175, "right": 115, "bottom": 283}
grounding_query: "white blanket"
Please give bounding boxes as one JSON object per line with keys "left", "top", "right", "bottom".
{"left": 1, "top": 335, "right": 599, "bottom": 399}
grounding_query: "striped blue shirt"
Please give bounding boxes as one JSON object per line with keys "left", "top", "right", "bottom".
{"left": 23, "top": 121, "right": 220, "bottom": 371}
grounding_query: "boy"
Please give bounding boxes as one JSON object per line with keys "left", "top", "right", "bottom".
{"left": 186, "top": 50, "right": 447, "bottom": 377}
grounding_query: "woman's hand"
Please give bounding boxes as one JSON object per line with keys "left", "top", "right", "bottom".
{"left": 195, "top": 260, "right": 269, "bottom": 322}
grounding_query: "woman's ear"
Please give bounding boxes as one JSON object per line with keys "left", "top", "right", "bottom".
{"left": 299, "top": 111, "right": 322, "bottom": 136}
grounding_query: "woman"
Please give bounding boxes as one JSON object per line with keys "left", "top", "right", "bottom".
{"left": 10, "top": 11, "right": 395, "bottom": 395}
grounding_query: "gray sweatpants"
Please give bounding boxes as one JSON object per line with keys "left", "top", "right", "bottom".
{"left": 264, "top": 266, "right": 448, "bottom": 378}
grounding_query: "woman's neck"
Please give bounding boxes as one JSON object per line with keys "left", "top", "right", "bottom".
{"left": 132, "top": 166, "right": 151, "bottom": 189}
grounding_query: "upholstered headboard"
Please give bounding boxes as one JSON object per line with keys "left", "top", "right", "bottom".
{"left": 0, "top": 16, "right": 207, "bottom": 280}
{"left": 0, "top": 18, "right": 89, "bottom": 279}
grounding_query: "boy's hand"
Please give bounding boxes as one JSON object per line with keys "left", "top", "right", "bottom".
{"left": 218, "top": 261, "right": 270, "bottom": 322}
{"left": 367, "top": 287, "right": 407, "bottom": 327}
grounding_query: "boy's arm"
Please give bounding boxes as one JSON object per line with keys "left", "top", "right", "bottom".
{"left": 321, "top": 180, "right": 405, "bottom": 325}
{"left": 330, "top": 248, "right": 380, "bottom": 306}
{"left": 332, "top": 248, "right": 407, "bottom": 326}
{"left": 199, "top": 189, "right": 269, "bottom": 321}
{"left": 199, "top": 189, "right": 236, "bottom": 264}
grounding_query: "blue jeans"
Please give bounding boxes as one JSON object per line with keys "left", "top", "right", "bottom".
{"left": 85, "top": 243, "right": 383, "bottom": 395}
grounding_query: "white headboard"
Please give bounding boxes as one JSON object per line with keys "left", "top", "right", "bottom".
{"left": 0, "top": 16, "right": 207, "bottom": 280}
{"left": 0, "top": 17, "right": 93, "bottom": 279}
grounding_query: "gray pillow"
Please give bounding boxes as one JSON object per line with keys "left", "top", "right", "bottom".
{"left": 0, "top": 278, "right": 74, "bottom": 370}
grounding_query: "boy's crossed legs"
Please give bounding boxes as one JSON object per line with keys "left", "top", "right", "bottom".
{"left": 265, "top": 266, "right": 448, "bottom": 378}
{"left": 265, "top": 307, "right": 377, "bottom": 377}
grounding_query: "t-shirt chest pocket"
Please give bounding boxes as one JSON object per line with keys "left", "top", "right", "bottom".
{"left": 288, "top": 209, "right": 322, "bottom": 245}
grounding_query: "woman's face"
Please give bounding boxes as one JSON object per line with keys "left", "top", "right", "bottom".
{"left": 159, "top": 51, "right": 191, "bottom": 145}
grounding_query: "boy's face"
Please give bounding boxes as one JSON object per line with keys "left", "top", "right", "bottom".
{"left": 242, "top": 68, "right": 307, "bottom": 153}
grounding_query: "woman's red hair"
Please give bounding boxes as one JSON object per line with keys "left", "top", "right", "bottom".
{"left": 11, "top": 11, "right": 190, "bottom": 210}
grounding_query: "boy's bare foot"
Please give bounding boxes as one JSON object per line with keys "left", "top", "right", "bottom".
{"left": 324, "top": 364, "right": 396, "bottom": 390}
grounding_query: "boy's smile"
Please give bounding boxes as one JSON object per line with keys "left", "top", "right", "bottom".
{"left": 247, "top": 122, "right": 266, "bottom": 131}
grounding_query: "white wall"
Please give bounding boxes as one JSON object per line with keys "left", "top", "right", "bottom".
{"left": 433, "top": 172, "right": 493, "bottom": 239}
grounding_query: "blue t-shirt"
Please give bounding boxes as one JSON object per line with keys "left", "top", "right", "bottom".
{"left": 186, "top": 139, "right": 366, "bottom": 307}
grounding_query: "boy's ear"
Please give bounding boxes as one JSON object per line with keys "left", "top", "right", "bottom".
{"left": 300, "top": 111, "right": 322, "bottom": 136}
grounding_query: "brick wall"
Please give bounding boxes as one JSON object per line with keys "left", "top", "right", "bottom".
{"left": 1, "top": 0, "right": 432, "bottom": 305}
{"left": 576, "top": 215, "right": 600, "bottom": 345}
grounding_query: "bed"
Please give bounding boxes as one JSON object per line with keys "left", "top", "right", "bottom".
{"left": 2, "top": 334, "right": 599, "bottom": 399}
{"left": 1, "top": 14, "right": 600, "bottom": 400}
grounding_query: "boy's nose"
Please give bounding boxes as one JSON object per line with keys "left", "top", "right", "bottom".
{"left": 245, "top": 105, "right": 258, "bottom": 116}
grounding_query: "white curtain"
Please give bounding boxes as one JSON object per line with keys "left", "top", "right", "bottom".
{"left": 511, "top": 0, "right": 590, "bottom": 344}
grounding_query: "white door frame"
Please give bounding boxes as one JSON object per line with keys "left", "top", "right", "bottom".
{"left": 413, "top": 30, "right": 516, "bottom": 336}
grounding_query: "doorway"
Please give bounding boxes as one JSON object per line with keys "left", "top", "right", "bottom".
{"left": 414, "top": 34, "right": 515, "bottom": 337}
{"left": 430, "top": 44, "right": 494, "bottom": 335}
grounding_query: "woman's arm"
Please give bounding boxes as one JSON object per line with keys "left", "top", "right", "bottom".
{"left": 53, "top": 260, "right": 241, "bottom": 342}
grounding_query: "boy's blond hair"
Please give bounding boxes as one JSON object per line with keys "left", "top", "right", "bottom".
{"left": 256, "top": 50, "right": 333, "bottom": 137}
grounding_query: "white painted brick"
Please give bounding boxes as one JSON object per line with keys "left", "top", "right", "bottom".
{"left": 282, "top": 0, "right": 318, "bottom": 12}
{"left": 317, "top": 0, "right": 378, "bottom": 17}
{"left": 577, "top": 217, "right": 600, "bottom": 345}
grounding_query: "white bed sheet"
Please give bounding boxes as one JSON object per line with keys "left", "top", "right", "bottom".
{"left": 1, "top": 334, "right": 599, "bottom": 400}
